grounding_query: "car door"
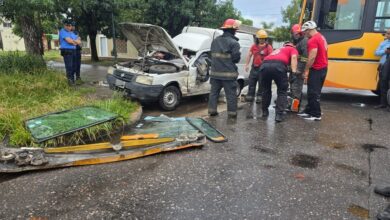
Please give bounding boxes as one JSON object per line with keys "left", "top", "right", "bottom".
{"left": 187, "top": 51, "right": 211, "bottom": 95}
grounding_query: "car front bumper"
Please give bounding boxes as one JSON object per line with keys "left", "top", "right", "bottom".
{"left": 106, "top": 74, "right": 164, "bottom": 102}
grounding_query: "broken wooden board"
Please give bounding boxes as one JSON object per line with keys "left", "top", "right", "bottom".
{"left": 120, "top": 134, "right": 159, "bottom": 141}
{"left": 44, "top": 138, "right": 174, "bottom": 154}
{"left": 0, "top": 136, "right": 206, "bottom": 173}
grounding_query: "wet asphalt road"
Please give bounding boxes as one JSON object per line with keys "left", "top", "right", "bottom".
{"left": 0, "top": 63, "right": 389, "bottom": 219}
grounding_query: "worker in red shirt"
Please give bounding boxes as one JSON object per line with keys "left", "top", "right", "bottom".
{"left": 298, "top": 21, "right": 328, "bottom": 121}
{"left": 244, "top": 29, "right": 273, "bottom": 103}
{"left": 260, "top": 42, "right": 298, "bottom": 122}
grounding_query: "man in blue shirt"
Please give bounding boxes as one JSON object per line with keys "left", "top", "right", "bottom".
{"left": 59, "top": 19, "right": 80, "bottom": 85}
{"left": 71, "top": 21, "right": 83, "bottom": 85}
{"left": 374, "top": 29, "right": 390, "bottom": 109}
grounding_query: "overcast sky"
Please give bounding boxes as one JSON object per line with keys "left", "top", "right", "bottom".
{"left": 233, "top": 0, "right": 293, "bottom": 28}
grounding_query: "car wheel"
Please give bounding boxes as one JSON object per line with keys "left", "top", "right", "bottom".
{"left": 159, "top": 85, "right": 181, "bottom": 111}
{"left": 236, "top": 80, "right": 243, "bottom": 97}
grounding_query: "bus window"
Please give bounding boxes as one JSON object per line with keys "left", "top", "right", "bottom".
{"left": 318, "top": 0, "right": 366, "bottom": 30}
{"left": 374, "top": 0, "right": 390, "bottom": 31}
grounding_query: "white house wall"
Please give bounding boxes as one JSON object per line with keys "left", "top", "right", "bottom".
{"left": 0, "top": 23, "right": 25, "bottom": 51}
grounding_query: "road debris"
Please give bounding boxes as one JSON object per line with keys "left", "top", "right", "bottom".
{"left": 0, "top": 115, "right": 226, "bottom": 173}
{"left": 0, "top": 136, "right": 206, "bottom": 173}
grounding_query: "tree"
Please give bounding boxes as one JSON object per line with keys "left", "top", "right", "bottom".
{"left": 132, "top": 0, "right": 252, "bottom": 37}
{"left": 54, "top": 0, "right": 134, "bottom": 61}
{"left": 200, "top": 0, "right": 248, "bottom": 31}
{"left": 281, "top": 0, "right": 301, "bottom": 25}
{"left": 272, "top": 26, "right": 290, "bottom": 42}
{"left": 272, "top": 0, "right": 302, "bottom": 42}
{"left": 241, "top": 18, "right": 253, "bottom": 26}
{"left": 260, "top": 21, "right": 275, "bottom": 32}
{"left": 140, "top": 0, "right": 196, "bottom": 36}
{"left": 0, "top": 0, "right": 55, "bottom": 57}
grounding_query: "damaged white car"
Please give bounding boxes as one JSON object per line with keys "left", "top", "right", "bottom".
{"left": 107, "top": 23, "right": 254, "bottom": 110}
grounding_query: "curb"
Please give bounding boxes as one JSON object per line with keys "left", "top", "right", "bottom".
{"left": 128, "top": 103, "right": 143, "bottom": 125}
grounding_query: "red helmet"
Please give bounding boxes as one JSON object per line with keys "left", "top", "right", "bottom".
{"left": 291, "top": 24, "right": 302, "bottom": 34}
{"left": 221, "top": 19, "right": 242, "bottom": 30}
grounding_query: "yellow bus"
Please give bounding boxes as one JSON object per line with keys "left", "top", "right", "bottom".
{"left": 299, "top": 0, "right": 390, "bottom": 93}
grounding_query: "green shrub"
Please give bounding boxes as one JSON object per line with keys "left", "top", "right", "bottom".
{"left": 0, "top": 52, "right": 46, "bottom": 74}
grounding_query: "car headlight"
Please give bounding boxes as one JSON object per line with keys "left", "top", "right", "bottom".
{"left": 135, "top": 75, "right": 153, "bottom": 85}
{"left": 107, "top": 66, "right": 115, "bottom": 75}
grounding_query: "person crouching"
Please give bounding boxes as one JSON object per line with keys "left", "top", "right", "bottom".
{"left": 260, "top": 42, "right": 298, "bottom": 122}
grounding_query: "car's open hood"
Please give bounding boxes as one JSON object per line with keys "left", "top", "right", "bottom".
{"left": 172, "top": 33, "right": 213, "bottom": 52}
{"left": 119, "top": 23, "right": 188, "bottom": 66}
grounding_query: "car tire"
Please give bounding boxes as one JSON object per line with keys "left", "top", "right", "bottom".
{"left": 159, "top": 85, "right": 181, "bottom": 111}
{"left": 236, "top": 80, "right": 243, "bottom": 97}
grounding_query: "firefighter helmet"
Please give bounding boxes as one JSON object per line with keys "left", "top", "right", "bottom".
{"left": 301, "top": 21, "right": 317, "bottom": 31}
{"left": 221, "top": 19, "right": 242, "bottom": 30}
{"left": 256, "top": 29, "right": 268, "bottom": 39}
{"left": 291, "top": 24, "right": 302, "bottom": 34}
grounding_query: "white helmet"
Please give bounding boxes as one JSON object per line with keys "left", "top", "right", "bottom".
{"left": 301, "top": 21, "right": 317, "bottom": 31}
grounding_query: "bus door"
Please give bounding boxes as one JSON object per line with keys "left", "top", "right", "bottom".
{"left": 302, "top": 0, "right": 386, "bottom": 91}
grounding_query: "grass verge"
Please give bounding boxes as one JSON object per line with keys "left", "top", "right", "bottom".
{"left": 0, "top": 54, "right": 137, "bottom": 147}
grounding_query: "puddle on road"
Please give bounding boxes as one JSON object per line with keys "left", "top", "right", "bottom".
{"left": 361, "top": 144, "right": 388, "bottom": 153}
{"left": 334, "top": 163, "right": 367, "bottom": 177}
{"left": 290, "top": 154, "right": 320, "bottom": 169}
{"left": 347, "top": 204, "right": 369, "bottom": 219}
{"left": 252, "top": 146, "right": 277, "bottom": 155}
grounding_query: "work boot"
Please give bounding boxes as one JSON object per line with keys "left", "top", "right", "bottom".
{"left": 377, "top": 204, "right": 390, "bottom": 220}
{"left": 209, "top": 112, "right": 219, "bottom": 117}
{"left": 374, "top": 186, "right": 390, "bottom": 197}
{"left": 227, "top": 112, "right": 237, "bottom": 119}
{"left": 256, "top": 95, "right": 262, "bottom": 104}
{"left": 262, "top": 109, "right": 269, "bottom": 117}
{"left": 275, "top": 113, "right": 284, "bottom": 122}
{"left": 67, "top": 80, "right": 75, "bottom": 86}
{"left": 75, "top": 78, "right": 85, "bottom": 85}
{"left": 374, "top": 104, "right": 387, "bottom": 109}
